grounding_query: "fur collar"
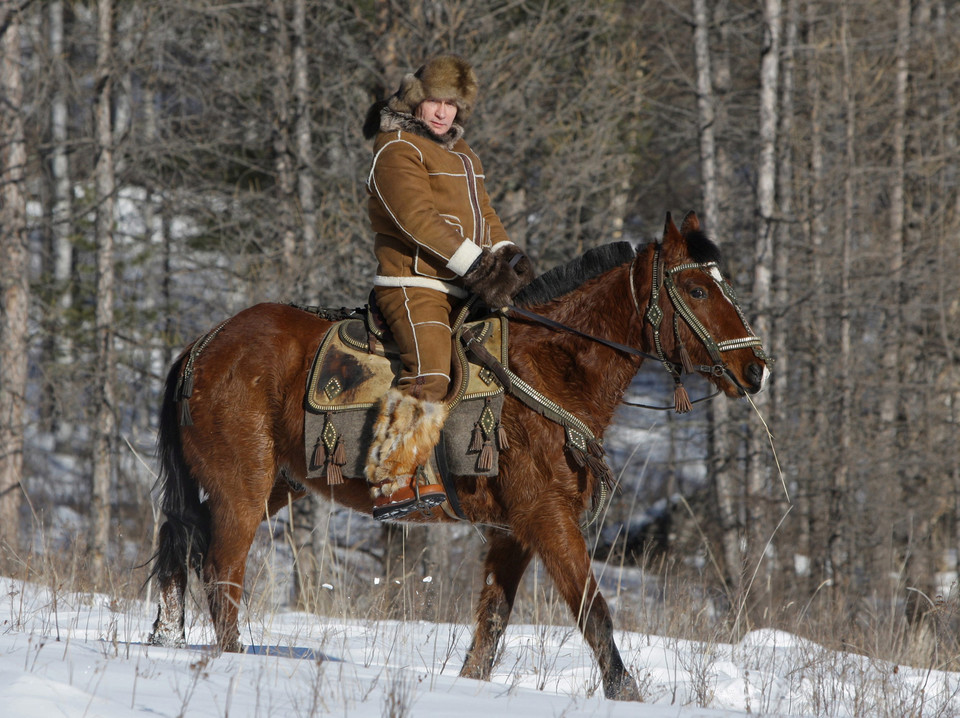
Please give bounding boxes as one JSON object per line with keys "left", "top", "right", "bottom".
{"left": 378, "top": 107, "right": 465, "bottom": 150}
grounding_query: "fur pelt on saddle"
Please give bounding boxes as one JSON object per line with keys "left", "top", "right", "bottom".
{"left": 303, "top": 311, "right": 508, "bottom": 484}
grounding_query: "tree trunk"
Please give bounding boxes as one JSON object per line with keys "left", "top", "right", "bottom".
{"left": 294, "top": 0, "right": 320, "bottom": 295}
{"left": 693, "top": 0, "right": 719, "bottom": 234}
{"left": 802, "top": 0, "right": 832, "bottom": 597}
{"left": 272, "top": 0, "right": 326, "bottom": 606}
{"left": 272, "top": 0, "right": 298, "bottom": 283}
{"left": 49, "top": 0, "right": 75, "bottom": 444}
{"left": 693, "top": 0, "right": 741, "bottom": 596}
{"left": 834, "top": 0, "right": 855, "bottom": 596}
{"left": 746, "top": 0, "right": 781, "bottom": 600}
{"left": 773, "top": 0, "right": 796, "bottom": 423}
{"left": 880, "top": 0, "right": 910, "bottom": 435}
{"left": 773, "top": 0, "right": 797, "bottom": 594}
{"left": 0, "top": 5, "right": 29, "bottom": 552}
{"left": 90, "top": 0, "right": 117, "bottom": 582}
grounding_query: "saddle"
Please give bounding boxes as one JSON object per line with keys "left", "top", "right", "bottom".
{"left": 302, "top": 305, "right": 509, "bottom": 485}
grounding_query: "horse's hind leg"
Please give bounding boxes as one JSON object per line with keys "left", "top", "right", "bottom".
{"left": 152, "top": 570, "right": 187, "bottom": 647}
{"left": 203, "top": 502, "right": 266, "bottom": 652}
{"left": 527, "top": 512, "right": 641, "bottom": 701}
{"left": 461, "top": 533, "right": 532, "bottom": 681}
{"left": 149, "top": 523, "right": 189, "bottom": 647}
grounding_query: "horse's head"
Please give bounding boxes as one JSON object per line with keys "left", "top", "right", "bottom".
{"left": 641, "top": 211, "right": 770, "bottom": 398}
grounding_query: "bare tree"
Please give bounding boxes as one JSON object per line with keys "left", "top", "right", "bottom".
{"left": 746, "top": 0, "right": 781, "bottom": 600}
{"left": 880, "top": 0, "right": 910, "bottom": 423}
{"left": 832, "top": 0, "right": 855, "bottom": 595}
{"left": 691, "top": 0, "right": 743, "bottom": 596}
{"left": 293, "top": 0, "right": 317, "bottom": 287}
{"left": 0, "top": 3, "right": 29, "bottom": 552}
{"left": 47, "top": 0, "right": 75, "bottom": 444}
{"left": 90, "top": 0, "right": 117, "bottom": 581}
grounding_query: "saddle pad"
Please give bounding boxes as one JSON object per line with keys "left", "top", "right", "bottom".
{"left": 305, "top": 316, "right": 506, "bottom": 412}
{"left": 303, "top": 316, "right": 508, "bottom": 479}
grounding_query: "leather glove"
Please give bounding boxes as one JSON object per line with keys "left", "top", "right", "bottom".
{"left": 494, "top": 244, "right": 536, "bottom": 290}
{"left": 462, "top": 247, "right": 534, "bottom": 309}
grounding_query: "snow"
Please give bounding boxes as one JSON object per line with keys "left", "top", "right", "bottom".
{"left": 3, "top": 576, "right": 960, "bottom": 717}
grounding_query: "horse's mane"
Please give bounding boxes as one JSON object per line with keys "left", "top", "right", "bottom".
{"left": 513, "top": 241, "right": 637, "bottom": 307}
{"left": 686, "top": 229, "right": 723, "bottom": 266}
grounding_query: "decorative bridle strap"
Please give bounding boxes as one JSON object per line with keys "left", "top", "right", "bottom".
{"left": 637, "top": 246, "right": 770, "bottom": 410}
{"left": 661, "top": 256, "right": 768, "bottom": 365}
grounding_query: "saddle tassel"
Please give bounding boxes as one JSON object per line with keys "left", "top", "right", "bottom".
{"left": 177, "top": 372, "right": 194, "bottom": 426}
{"left": 674, "top": 382, "right": 693, "bottom": 414}
{"left": 587, "top": 438, "right": 605, "bottom": 459}
{"left": 179, "top": 399, "right": 193, "bottom": 427}
{"left": 477, "top": 439, "right": 495, "bottom": 472}
{"left": 311, "top": 438, "right": 327, "bottom": 470}
{"left": 496, "top": 423, "right": 510, "bottom": 451}
{"left": 567, "top": 443, "right": 587, "bottom": 468}
{"left": 327, "top": 438, "right": 346, "bottom": 485}
{"left": 469, "top": 423, "right": 484, "bottom": 453}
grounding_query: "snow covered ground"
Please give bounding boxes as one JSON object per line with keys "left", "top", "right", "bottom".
{"left": 3, "top": 575, "right": 960, "bottom": 717}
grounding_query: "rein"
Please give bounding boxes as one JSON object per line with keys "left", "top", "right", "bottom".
{"left": 506, "top": 304, "right": 662, "bottom": 364}
{"left": 506, "top": 244, "right": 769, "bottom": 414}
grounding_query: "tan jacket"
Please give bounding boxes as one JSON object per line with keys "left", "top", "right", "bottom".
{"left": 367, "top": 110, "right": 513, "bottom": 296}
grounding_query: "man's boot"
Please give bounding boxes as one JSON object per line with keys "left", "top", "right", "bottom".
{"left": 366, "top": 388, "right": 448, "bottom": 521}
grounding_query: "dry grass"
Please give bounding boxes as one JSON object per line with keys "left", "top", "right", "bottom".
{"left": 4, "top": 497, "right": 960, "bottom": 717}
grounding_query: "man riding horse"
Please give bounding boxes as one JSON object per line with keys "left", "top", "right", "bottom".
{"left": 362, "top": 54, "right": 535, "bottom": 521}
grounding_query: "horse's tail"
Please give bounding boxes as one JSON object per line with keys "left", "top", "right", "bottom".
{"left": 148, "top": 352, "right": 211, "bottom": 584}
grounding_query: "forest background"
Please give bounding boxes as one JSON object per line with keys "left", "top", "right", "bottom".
{"left": 1, "top": 0, "right": 959, "bottom": 662}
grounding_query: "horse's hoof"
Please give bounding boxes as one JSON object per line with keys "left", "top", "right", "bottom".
{"left": 605, "top": 673, "right": 642, "bottom": 702}
{"left": 147, "top": 631, "right": 186, "bottom": 648}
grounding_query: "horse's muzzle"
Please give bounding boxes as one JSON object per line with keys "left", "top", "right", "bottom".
{"left": 745, "top": 362, "right": 768, "bottom": 394}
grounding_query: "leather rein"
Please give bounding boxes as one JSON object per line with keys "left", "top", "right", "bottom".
{"left": 506, "top": 245, "right": 769, "bottom": 413}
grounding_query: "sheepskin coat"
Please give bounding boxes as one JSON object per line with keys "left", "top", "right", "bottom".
{"left": 366, "top": 108, "right": 515, "bottom": 297}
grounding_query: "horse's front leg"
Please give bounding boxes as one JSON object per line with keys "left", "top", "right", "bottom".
{"left": 460, "top": 532, "right": 532, "bottom": 681}
{"left": 527, "top": 510, "right": 641, "bottom": 701}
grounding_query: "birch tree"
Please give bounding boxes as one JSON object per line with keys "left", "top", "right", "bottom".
{"left": 294, "top": 0, "right": 317, "bottom": 285}
{"left": 800, "top": 0, "right": 831, "bottom": 596}
{"left": 47, "top": 0, "right": 75, "bottom": 444}
{"left": 833, "top": 0, "right": 855, "bottom": 594}
{"left": 746, "top": 0, "right": 781, "bottom": 591}
{"left": 879, "top": 0, "right": 910, "bottom": 451}
{"left": 272, "top": 0, "right": 299, "bottom": 289}
{"left": 0, "top": 3, "right": 29, "bottom": 551}
{"left": 90, "top": 0, "right": 117, "bottom": 580}
{"left": 692, "top": 0, "right": 743, "bottom": 595}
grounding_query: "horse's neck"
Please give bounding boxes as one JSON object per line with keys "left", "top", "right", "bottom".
{"left": 515, "top": 259, "right": 649, "bottom": 431}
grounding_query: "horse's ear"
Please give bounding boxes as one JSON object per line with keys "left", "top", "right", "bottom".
{"left": 679, "top": 211, "right": 700, "bottom": 236}
{"left": 661, "top": 212, "right": 680, "bottom": 243}
{"left": 660, "top": 212, "right": 685, "bottom": 261}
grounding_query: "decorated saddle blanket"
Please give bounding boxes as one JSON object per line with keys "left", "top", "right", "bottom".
{"left": 303, "top": 311, "right": 508, "bottom": 482}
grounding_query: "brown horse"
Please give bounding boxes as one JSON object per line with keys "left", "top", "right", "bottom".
{"left": 147, "top": 211, "right": 768, "bottom": 701}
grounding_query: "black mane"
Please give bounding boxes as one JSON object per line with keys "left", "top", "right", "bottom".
{"left": 513, "top": 241, "right": 637, "bottom": 307}
{"left": 686, "top": 229, "right": 723, "bottom": 266}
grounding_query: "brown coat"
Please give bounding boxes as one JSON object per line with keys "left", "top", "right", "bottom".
{"left": 367, "top": 109, "right": 513, "bottom": 296}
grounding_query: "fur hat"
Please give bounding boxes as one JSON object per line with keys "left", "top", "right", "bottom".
{"left": 388, "top": 55, "right": 479, "bottom": 122}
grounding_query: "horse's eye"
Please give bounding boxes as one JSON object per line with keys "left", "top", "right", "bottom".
{"left": 690, "top": 287, "right": 707, "bottom": 299}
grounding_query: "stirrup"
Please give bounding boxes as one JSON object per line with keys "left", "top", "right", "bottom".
{"left": 372, "top": 471, "right": 446, "bottom": 522}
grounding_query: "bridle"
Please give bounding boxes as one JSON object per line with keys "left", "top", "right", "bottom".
{"left": 634, "top": 245, "right": 770, "bottom": 407}
{"left": 506, "top": 243, "right": 771, "bottom": 413}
